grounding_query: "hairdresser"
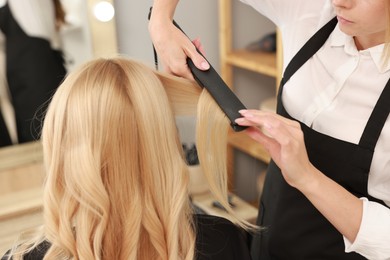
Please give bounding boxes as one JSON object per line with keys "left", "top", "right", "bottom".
{"left": 0, "top": 0, "right": 67, "bottom": 144}
{"left": 149, "top": 0, "right": 390, "bottom": 259}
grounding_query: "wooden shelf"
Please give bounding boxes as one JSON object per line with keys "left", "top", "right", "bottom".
{"left": 228, "top": 131, "right": 270, "bottom": 163}
{"left": 0, "top": 188, "right": 43, "bottom": 221}
{"left": 225, "top": 49, "right": 278, "bottom": 77}
{"left": 220, "top": 0, "right": 282, "bottom": 192}
{"left": 192, "top": 192, "right": 258, "bottom": 224}
{"left": 0, "top": 141, "right": 42, "bottom": 171}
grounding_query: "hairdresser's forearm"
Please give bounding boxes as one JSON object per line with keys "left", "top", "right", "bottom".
{"left": 151, "top": 0, "right": 179, "bottom": 22}
{"left": 298, "top": 167, "right": 363, "bottom": 242}
{"left": 149, "top": 0, "right": 179, "bottom": 46}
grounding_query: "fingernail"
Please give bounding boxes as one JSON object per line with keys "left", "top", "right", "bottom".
{"left": 235, "top": 118, "right": 244, "bottom": 123}
{"left": 238, "top": 109, "right": 247, "bottom": 114}
{"left": 201, "top": 61, "right": 210, "bottom": 70}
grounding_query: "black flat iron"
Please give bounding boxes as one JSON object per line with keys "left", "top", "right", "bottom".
{"left": 148, "top": 8, "right": 247, "bottom": 132}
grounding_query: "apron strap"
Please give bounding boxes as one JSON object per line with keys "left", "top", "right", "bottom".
{"left": 359, "top": 79, "right": 390, "bottom": 149}
{"left": 281, "top": 17, "right": 337, "bottom": 84}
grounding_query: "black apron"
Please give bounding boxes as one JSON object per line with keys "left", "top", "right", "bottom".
{"left": 0, "top": 3, "right": 66, "bottom": 143}
{"left": 251, "top": 17, "right": 390, "bottom": 260}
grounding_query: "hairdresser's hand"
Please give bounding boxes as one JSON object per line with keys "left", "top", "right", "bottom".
{"left": 148, "top": 15, "right": 210, "bottom": 80}
{"left": 235, "top": 110, "right": 318, "bottom": 190}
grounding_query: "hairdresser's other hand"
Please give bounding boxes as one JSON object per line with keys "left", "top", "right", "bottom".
{"left": 149, "top": 14, "right": 209, "bottom": 80}
{"left": 235, "top": 110, "right": 318, "bottom": 190}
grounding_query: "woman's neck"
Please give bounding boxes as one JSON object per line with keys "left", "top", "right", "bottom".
{"left": 354, "top": 32, "right": 385, "bottom": 50}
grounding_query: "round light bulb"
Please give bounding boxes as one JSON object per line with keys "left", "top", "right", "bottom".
{"left": 93, "top": 1, "right": 115, "bottom": 22}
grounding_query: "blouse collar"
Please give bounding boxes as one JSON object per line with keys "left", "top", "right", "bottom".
{"left": 330, "top": 25, "right": 390, "bottom": 74}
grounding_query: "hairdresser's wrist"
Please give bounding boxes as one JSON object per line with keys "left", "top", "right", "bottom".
{"left": 290, "top": 164, "right": 322, "bottom": 195}
{"left": 150, "top": 0, "right": 178, "bottom": 22}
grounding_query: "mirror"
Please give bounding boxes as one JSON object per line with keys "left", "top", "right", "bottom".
{"left": 62, "top": 0, "right": 117, "bottom": 71}
{"left": 0, "top": 0, "right": 117, "bottom": 149}
{"left": 0, "top": 0, "right": 117, "bottom": 176}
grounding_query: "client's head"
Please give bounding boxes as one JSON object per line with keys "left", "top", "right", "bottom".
{"left": 10, "top": 57, "right": 252, "bottom": 260}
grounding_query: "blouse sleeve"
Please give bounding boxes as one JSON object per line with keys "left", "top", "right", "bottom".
{"left": 344, "top": 198, "right": 390, "bottom": 259}
{"left": 8, "top": 0, "right": 58, "bottom": 46}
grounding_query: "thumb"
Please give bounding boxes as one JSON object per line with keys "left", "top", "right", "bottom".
{"left": 189, "top": 38, "right": 210, "bottom": 71}
{"left": 191, "top": 54, "right": 210, "bottom": 71}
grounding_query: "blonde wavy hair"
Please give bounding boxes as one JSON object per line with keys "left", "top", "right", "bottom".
{"left": 7, "top": 57, "right": 254, "bottom": 260}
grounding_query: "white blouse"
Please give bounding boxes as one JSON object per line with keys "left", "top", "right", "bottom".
{"left": 0, "top": 0, "right": 60, "bottom": 49}
{"left": 240, "top": 0, "right": 390, "bottom": 259}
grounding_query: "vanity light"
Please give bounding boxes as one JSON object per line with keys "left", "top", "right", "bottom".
{"left": 93, "top": 1, "right": 115, "bottom": 22}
